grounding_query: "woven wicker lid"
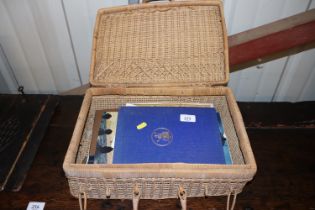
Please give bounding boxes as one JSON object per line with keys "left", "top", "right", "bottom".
{"left": 90, "top": 0, "right": 229, "bottom": 87}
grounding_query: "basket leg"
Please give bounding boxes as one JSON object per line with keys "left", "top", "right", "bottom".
{"left": 178, "top": 186, "right": 187, "bottom": 210}
{"left": 133, "top": 184, "right": 141, "bottom": 210}
{"left": 78, "top": 192, "right": 87, "bottom": 210}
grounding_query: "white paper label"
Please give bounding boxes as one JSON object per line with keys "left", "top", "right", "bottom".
{"left": 180, "top": 114, "right": 196, "bottom": 122}
{"left": 26, "top": 202, "right": 45, "bottom": 210}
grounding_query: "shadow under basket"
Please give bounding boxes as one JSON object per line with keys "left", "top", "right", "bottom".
{"left": 63, "top": 87, "right": 256, "bottom": 205}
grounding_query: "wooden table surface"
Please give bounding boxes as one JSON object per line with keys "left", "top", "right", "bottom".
{"left": 0, "top": 95, "right": 314, "bottom": 210}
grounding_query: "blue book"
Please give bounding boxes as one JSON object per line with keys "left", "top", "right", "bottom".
{"left": 113, "top": 106, "right": 226, "bottom": 164}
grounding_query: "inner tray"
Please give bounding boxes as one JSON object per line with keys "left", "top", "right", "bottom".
{"left": 75, "top": 95, "right": 244, "bottom": 165}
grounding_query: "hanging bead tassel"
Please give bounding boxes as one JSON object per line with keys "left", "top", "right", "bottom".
{"left": 178, "top": 186, "right": 187, "bottom": 210}
{"left": 78, "top": 191, "right": 87, "bottom": 210}
{"left": 226, "top": 191, "right": 238, "bottom": 210}
{"left": 133, "top": 184, "right": 141, "bottom": 210}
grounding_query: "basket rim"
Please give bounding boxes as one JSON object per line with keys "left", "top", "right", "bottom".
{"left": 63, "top": 87, "right": 257, "bottom": 179}
{"left": 89, "top": 0, "right": 230, "bottom": 88}
{"left": 63, "top": 163, "right": 256, "bottom": 180}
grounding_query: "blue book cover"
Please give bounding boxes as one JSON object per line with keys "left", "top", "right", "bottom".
{"left": 113, "top": 106, "right": 226, "bottom": 164}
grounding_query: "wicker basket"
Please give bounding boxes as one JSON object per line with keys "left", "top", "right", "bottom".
{"left": 63, "top": 1, "right": 257, "bottom": 210}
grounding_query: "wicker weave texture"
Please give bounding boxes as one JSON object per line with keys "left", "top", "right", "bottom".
{"left": 68, "top": 177, "right": 249, "bottom": 199}
{"left": 76, "top": 95, "right": 244, "bottom": 165}
{"left": 91, "top": 2, "right": 228, "bottom": 87}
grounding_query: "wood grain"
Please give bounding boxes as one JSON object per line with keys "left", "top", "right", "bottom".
{"left": 229, "top": 20, "right": 315, "bottom": 72}
{"left": 228, "top": 9, "right": 315, "bottom": 47}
